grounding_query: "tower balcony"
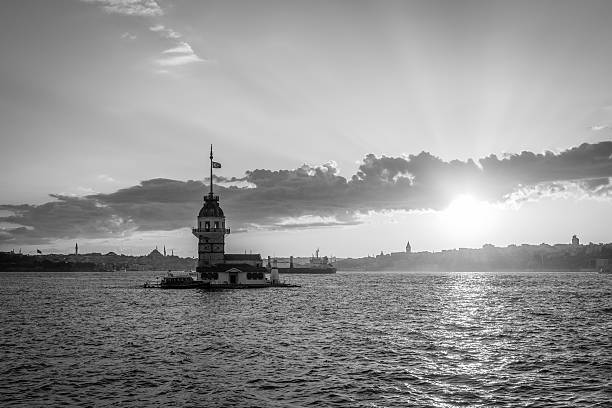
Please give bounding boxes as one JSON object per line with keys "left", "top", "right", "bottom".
{"left": 192, "top": 227, "right": 230, "bottom": 236}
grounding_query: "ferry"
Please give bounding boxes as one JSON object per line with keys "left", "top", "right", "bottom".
{"left": 144, "top": 271, "right": 203, "bottom": 289}
{"left": 143, "top": 146, "right": 299, "bottom": 290}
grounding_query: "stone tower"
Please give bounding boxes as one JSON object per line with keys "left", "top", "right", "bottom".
{"left": 192, "top": 146, "right": 230, "bottom": 271}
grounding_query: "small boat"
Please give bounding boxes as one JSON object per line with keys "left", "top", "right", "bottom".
{"left": 144, "top": 271, "right": 207, "bottom": 289}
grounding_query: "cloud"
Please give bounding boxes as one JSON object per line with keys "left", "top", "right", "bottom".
{"left": 1, "top": 195, "right": 136, "bottom": 244}
{"left": 156, "top": 42, "right": 205, "bottom": 66}
{"left": 162, "top": 42, "right": 194, "bottom": 54}
{"left": 97, "top": 174, "right": 117, "bottom": 183}
{"left": 272, "top": 215, "right": 360, "bottom": 230}
{"left": 84, "top": 1, "right": 205, "bottom": 69}
{"left": 505, "top": 178, "right": 612, "bottom": 206}
{"left": 148, "top": 29, "right": 205, "bottom": 67}
{"left": 156, "top": 53, "right": 204, "bottom": 67}
{"left": 591, "top": 124, "right": 610, "bottom": 131}
{"left": 121, "top": 32, "right": 137, "bottom": 40}
{"left": 2, "top": 142, "right": 611, "bottom": 245}
{"left": 149, "top": 24, "right": 181, "bottom": 40}
{"left": 83, "top": 0, "right": 163, "bottom": 17}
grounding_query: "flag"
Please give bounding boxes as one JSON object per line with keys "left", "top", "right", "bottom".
{"left": 212, "top": 161, "right": 221, "bottom": 168}
{"left": 36, "top": 249, "right": 42, "bottom": 254}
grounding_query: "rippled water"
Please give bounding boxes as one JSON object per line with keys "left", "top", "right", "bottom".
{"left": 1, "top": 271, "right": 610, "bottom": 407}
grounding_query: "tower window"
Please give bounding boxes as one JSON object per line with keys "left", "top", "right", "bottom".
{"left": 214, "top": 221, "right": 219, "bottom": 229}
{"left": 205, "top": 221, "right": 210, "bottom": 231}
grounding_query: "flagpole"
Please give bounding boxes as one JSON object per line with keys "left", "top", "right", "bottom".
{"left": 210, "top": 144, "right": 213, "bottom": 197}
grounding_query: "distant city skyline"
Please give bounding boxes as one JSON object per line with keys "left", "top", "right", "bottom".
{"left": 1, "top": 1, "right": 612, "bottom": 257}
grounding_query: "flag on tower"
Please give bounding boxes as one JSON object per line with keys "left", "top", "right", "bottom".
{"left": 212, "top": 161, "right": 221, "bottom": 168}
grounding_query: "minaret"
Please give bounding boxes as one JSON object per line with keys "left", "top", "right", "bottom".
{"left": 192, "top": 145, "right": 230, "bottom": 272}
{"left": 163, "top": 245, "right": 166, "bottom": 257}
{"left": 406, "top": 241, "right": 411, "bottom": 253}
{"left": 75, "top": 242, "right": 78, "bottom": 255}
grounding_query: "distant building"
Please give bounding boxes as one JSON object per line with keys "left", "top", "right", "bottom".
{"left": 406, "top": 241, "right": 411, "bottom": 253}
{"left": 572, "top": 235, "right": 580, "bottom": 245}
{"left": 148, "top": 248, "right": 164, "bottom": 258}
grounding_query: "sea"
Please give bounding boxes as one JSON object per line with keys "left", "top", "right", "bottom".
{"left": 0, "top": 271, "right": 610, "bottom": 407}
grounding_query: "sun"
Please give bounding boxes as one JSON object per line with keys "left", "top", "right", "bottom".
{"left": 441, "top": 194, "right": 497, "bottom": 240}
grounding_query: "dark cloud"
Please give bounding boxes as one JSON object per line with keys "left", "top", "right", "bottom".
{"left": 2, "top": 142, "right": 611, "bottom": 245}
{"left": 1, "top": 195, "right": 130, "bottom": 241}
{"left": 577, "top": 177, "right": 610, "bottom": 192}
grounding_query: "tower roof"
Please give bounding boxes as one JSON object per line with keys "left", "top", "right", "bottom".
{"left": 198, "top": 194, "right": 225, "bottom": 218}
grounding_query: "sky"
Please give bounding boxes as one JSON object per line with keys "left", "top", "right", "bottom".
{"left": 1, "top": 0, "right": 611, "bottom": 258}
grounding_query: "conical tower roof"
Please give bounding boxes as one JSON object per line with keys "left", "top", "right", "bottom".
{"left": 199, "top": 194, "right": 224, "bottom": 218}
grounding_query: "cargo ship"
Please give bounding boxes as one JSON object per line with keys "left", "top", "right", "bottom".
{"left": 272, "top": 249, "right": 337, "bottom": 274}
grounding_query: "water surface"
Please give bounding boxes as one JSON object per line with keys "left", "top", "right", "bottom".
{"left": 1, "top": 271, "right": 610, "bottom": 407}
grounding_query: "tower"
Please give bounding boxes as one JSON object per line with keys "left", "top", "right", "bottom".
{"left": 75, "top": 242, "right": 78, "bottom": 256}
{"left": 192, "top": 145, "right": 230, "bottom": 271}
{"left": 406, "top": 241, "right": 411, "bottom": 253}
